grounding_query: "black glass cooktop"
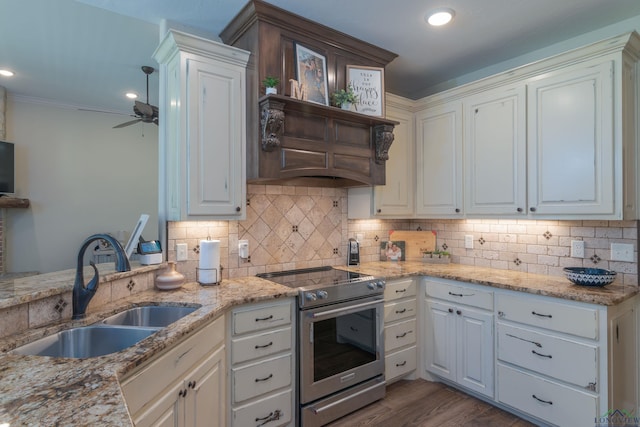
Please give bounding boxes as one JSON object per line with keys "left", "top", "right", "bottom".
{"left": 256, "top": 266, "right": 364, "bottom": 289}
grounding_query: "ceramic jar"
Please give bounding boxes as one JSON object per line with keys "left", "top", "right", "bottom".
{"left": 155, "top": 261, "right": 185, "bottom": 290}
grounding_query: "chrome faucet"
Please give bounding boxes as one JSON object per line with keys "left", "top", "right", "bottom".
{"left": 72, "top": 233, "right": 131, "bottom": 319}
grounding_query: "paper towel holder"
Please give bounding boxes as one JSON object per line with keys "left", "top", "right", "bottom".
{"left": 196, "top": 266, "right": 221, "bottom": 286}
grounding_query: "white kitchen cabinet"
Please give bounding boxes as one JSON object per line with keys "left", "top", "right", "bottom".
{"left": 527, "top": 60, "right": 614, "bottom": 217}
{"left": 415, "top": 102, "right": 463, "bottom": 217}
{"left": 383, "top": 278, "right": 418, "bottom": 382}
{"left": 121, "top": 315, "right": 226, "bottom": 427}
{"left": 348, "top": 94, "right": 414, "bottom": 219}
{"left": 228, "top": 299, "right": 295, "bottom": 427}
{"left": 463, "top": 84, "right": 527, "bottom": 216}
{"left": 154, "top": 29, "right": 250, "bottom": 220}
{"left": 423, "top": 278, "right": 494, "bottom": 398}
{"left": 495, "top": 290, "right": 639, "bottom": 426}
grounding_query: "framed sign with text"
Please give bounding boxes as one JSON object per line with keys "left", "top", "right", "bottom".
{"left": 347, "top": 65, "right": 385, "bottom": 117}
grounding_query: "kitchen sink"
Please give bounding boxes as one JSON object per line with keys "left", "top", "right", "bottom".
{"left": 101, "top": 305, "right": 200, "bottom": 327}
{"left": 12, "top": 325, "right": 159, "bottom": 358}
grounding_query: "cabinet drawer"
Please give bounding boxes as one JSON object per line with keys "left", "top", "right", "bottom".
{"left": 496, "top": 293, "right": 598, "bottom": 339}
{"left": 497, "top": 322, "right": 598, "bottom": 389}
{"left": 384, "top": 298, "right": 417, "bottom": 323}
{"left": 425, "top": 279, "right": 493, "bottom": 310}
{"left": 497, "top": 363, "right": 597, "bottom": 427}
{"left": 232, "top": 326, "right": 292, "bottom": 365}
{"left": 233, "top": 301, "right": 291, "bottom": 335}
{"left": 384, "top": 318, "right": 417, "bottom": 352}
{"left": 232, "top": 354, "right": 292, "bottom": 403}
{"left": 385, "top": 345, "right": 417, "bottom": 381}
{"left": 384, "top": 278, "right": 416, "bottom": 301}
{"left": 121, "top": 316, "right": 225, "bottom": 415}
{"left": 232, "top": 388, "right": 292, "bottom": 427}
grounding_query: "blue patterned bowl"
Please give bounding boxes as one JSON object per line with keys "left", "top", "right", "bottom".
{"left": 563, "top": 267, "right": 617, "bottom": 287}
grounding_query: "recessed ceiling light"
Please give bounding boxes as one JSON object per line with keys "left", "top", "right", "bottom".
{"left": 426, "top": 8, "right": 455, "bottom": 26}
{"left": 0, "top": 69, "right": 14, "bottom": 77}
{"left": 125, "top": 92, "right": 138, "bottom": 99}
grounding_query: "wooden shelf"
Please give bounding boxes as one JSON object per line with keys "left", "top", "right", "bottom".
{"left": 0, "top": 197, "right": 30, "bottom": 208}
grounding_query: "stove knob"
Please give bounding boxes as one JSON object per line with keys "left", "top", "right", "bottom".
{"left": 317, "top": 290, "right": 329, "bottom": 299}
{"left": 305, "top": 292, "right": 317, "bottom": 301}
{"left": 367, "top": 282, "right": 376, "bottom": 290}
{"left": 376, "top": 281, "right": 385, "bottom": 289}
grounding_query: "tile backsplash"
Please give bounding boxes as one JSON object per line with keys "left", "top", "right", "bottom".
{"left": 167, "top": 185, "right": 348, "bottom": 281}
{"left": 167, "top": 185, "right": 638, "bottom": 286}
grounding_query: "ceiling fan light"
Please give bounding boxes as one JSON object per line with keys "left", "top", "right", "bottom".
{"left": 0, "top": 69, "right": 14, "bottom": 77}
{"left": 427, "top": 9, "right": 454, "bottom": 26}
{"left": 126, "top": 92, "right": 138, "bottom": 99}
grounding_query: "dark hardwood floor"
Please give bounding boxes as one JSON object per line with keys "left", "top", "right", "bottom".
{"left": 326, "top": 379, "right": 536, "bottom": 427}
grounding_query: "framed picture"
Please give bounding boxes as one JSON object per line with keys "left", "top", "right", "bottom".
{"left": 380, "top": 240, "right": 406, "bottom": 261}
{"left": 347, "top": 65, "right": 385, "bottom": 117}
{"left": 295, "top": 43, "right": 329, "bottom": 105}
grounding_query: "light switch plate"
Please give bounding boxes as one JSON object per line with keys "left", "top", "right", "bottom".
{"left": 464, "top": 235, "right": 474, "bottom": 249}
{"left": 571, "top": 240, "right": 585, "bottom": 258}
{"left": 176, "top": 243, "right": 188, "bottom": 261}
{"left": 611, "top": 243, "right": 634, "bottom": 262}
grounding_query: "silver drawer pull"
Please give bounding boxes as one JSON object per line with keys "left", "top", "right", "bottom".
{"left": 255, "top": 341, "right": 273, "bottom": 349}
{"left": 255, "top": 314, "right": 274, "bottom": 322}
{"left": 256, "top": 409, "right": 282, "bottom": 426}
{"left": 531, "top": 311, "right": 552, "bottom": 318}
{"left": 396, "top": 330, "right": 413, "bottom": 339}
{"left": 532, "top": 394, "right": 553, "bottom": 405}
{"left": 532, "top": 350, "right": 552, "bottom": 359}
{"left": 255, "top": 373, "right": 273, "bottom": 382}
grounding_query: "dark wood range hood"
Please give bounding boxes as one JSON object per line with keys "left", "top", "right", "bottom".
{"left": 220, "top": 0, "right": 398, "bottom": 187}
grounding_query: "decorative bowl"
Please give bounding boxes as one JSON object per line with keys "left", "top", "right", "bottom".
{"left": 563, "top": 267, "right": 617, "bottom": 287}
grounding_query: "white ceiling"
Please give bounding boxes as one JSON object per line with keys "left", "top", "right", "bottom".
{"left": 2, "top": 0, "right": 640, "bottom": 116}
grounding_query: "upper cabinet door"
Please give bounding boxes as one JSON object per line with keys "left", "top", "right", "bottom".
{"left": 186, "top": 58, "right": 245, "bottom": 217}
{"left": 373, "top": 104, "right": 415, "bottom": 217}
{"left": 464, "top": 85, "right": 526, "bottom": 216}
{"left": 527, "top": 61, "right": 614, "bottom": 217}
{"left": 415, "top": 102, "right": 463, "bottom": 217}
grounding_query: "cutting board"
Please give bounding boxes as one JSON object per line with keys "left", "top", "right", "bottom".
{"left": 388, "top": 230, "right": 437, "bottom": 261}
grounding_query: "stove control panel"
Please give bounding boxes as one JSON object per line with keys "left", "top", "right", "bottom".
{"left": 299, "top": 277, "right": 385, "bottom": 308}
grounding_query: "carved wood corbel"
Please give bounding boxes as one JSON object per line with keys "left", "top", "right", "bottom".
{"left": 260, "top": 100, "right": 285, "bottom": 151}
{"left": 374, "top": 124, "right": 395, "bottom": 164}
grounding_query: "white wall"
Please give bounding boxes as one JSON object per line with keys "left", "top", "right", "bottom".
{"left": 5, "top": 97, "right": 158, "bottom": 273}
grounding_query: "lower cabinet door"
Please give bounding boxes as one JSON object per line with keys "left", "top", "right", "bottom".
{"left": 497, "top": 363, "right": 598, "bottom": 427}
{"left": 232, "top": 388, "right": 293, "bottom": 427}
{"left": 457, "top": 306, "right": 494, "bottom": 398}
{"left": 185, "top": 345, "right": 226, "bottom": 427}
{"left": 424, "top": 300, "right": 457, "bottom": 381}
{"left": 130, "top": 380, "right": 182, "bottom": 427}
{"left": 385, "top": 345, "right": 417, "bottom": 382}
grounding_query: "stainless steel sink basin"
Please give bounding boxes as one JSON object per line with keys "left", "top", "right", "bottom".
{"left": 12, "top": 325, "right": 159, "bottom": 358}
{"left": 101, "top": 305, "right": 200, "bottom": 327}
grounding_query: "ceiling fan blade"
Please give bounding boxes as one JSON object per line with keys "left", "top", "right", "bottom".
{"left": 113, "top": 118, "right": 142, "bottom": 129}
{"left": 79, "top": 108, "right": 131, "bottom": 117}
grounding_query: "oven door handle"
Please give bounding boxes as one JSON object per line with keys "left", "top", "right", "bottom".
{"left": 310, "top": 298, "right": 382, "bottom": 319}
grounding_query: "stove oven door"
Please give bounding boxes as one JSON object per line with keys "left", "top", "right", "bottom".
{"left": 299, "top": 295, "right": 384, "bottom": 405}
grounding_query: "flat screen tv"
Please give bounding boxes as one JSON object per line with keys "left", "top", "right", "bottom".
{"left": 0, "top": 141, "right": 15, "bottom": 194}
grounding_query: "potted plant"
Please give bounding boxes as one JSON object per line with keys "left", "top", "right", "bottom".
{"left": 262, "top": 76, "right": 279, "bottom": 95}
{"left": 331, "top": 84, "right": 358, "bottom": 110}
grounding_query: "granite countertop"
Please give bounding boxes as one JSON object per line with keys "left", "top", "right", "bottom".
{"left": 0, "top": 261, "right": 637, "bottom": 425}
{"left": 343, "top": 261, "right": 638, "bottom": 306}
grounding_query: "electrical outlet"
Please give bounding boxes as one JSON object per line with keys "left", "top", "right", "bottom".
{"left": 571, "top": 240, "right": 585, "bottom": 258}
{"left": 611, "top": 243, "right": 634, "bottom": 262}
{"left": 176, "top": 243, "right": 188, "bottom": 261}
{"left": 356, "top": 233, "right": 365, "bottom": 242}
{"left": 464, "top": 235, "right": 474, "bottom": 249}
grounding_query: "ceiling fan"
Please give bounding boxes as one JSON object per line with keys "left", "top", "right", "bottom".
{"left": 113, "top": 65, "right": 159, "bottom": 129}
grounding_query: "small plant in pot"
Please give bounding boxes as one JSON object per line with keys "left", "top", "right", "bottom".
{"left": 332, "top": 85, "right": 358, "bottom": 110}
{"left": 262, "top": 76, "right": 279, "bottom": 95}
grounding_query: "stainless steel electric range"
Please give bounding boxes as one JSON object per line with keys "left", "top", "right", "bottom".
{"left": 257, "top": 266, "right": 386, "bottom": 426}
